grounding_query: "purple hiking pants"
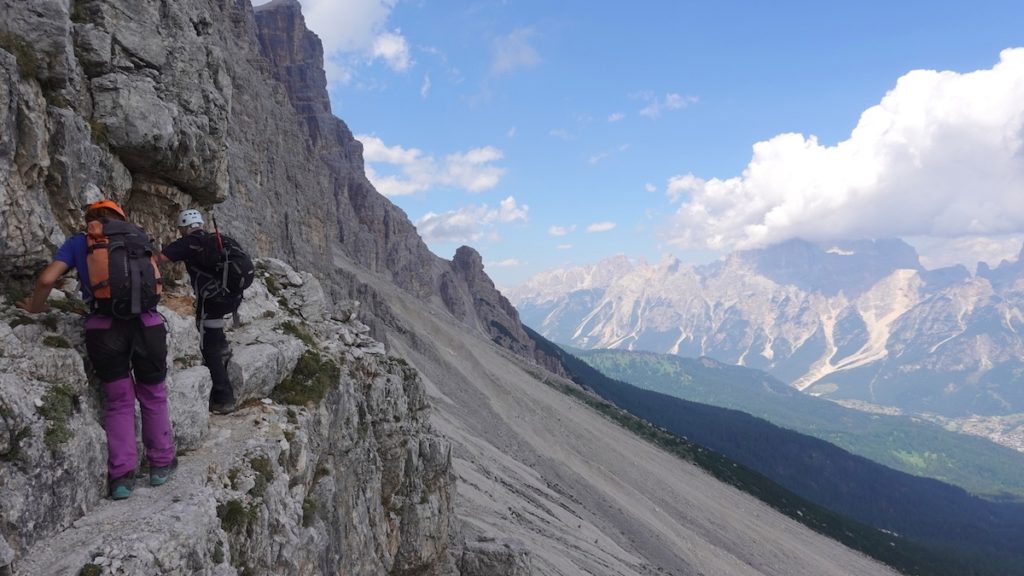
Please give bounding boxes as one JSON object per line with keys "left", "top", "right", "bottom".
{"left": 102, "top": 376, "right": 175, "bottom": 479}
{"left": 85, "top": 312, "right": 175, "bottom": 479}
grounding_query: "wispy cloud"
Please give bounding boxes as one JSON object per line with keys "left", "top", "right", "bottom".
{"left": 636, "top": 91, "right": 699, "bottom": 118}
{"left": 372, "top": 29, "right": 412, "bottom": 71}
{"left": 588, "top": 153, "right": 610, "bottom": 165}
{"left": 608, "top": 112, "right": 625, "bottom": 122}
{"left": 557, "top": 244, "right": 573, "bottom": 250}
{"left": 488, "top": 258, "right": 523, "bottom": 268}
{"left": 549, "top": 128, "right": 574, "bottom": 141}
{"left": 587, "top": 221, "right": 617, "bottom": 233}
{"left": 420, "top": 74, "right": 432, "bottom": 98}
{"left": 645, "top": 183, "right": 657, "bottom": 193}
{"left": 358, "top": 134, "right": 507, "bottom": 196}
{"left": 664, "top": 48, "right": 1024, "bottom": 270}
{"left": 492, "top": 28, "right": 541, "bottom": 76}
{"left": 548, "top": 225, "right": 576, "bottom": 236}
{"left": 415, "top": 196, "right": 529, "bottom": 243}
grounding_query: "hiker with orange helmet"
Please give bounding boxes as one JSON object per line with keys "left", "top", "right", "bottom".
{"left": 18, "top": 199, "right": 177, "bottom": 500}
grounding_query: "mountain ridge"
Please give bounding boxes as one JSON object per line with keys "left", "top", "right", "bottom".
{"left": 509, "top": 237, "right": 1024, "bottom": 419}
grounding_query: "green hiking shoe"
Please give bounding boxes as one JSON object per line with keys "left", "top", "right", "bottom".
{"left": 110, "top": 475, "right": 135, "bottom": 500}
{"left": 149, "top": 457, "right": 178, "bottom": 487}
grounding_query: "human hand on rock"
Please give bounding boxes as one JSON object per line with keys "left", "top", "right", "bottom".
{"left": 15, "top": 297, "right": 49, "bottom": 314}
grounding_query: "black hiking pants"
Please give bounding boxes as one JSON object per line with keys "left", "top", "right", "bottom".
{"left": 85, "top": 311, "right": 168, "bottom": 384}
{"left": 197, "top": 296, "right": 241, "bottom": 405}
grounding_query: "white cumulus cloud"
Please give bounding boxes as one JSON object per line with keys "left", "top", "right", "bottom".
{"left": 665, "top": 48, "right": 1024, "bottom": 268}
{"left": 415, "top": 197, "right": 529, "bottom": 243}
{"left": 488, "top": 258, "right": 523, "bottom": 268}
{"left": 358, "top": 134, "right": 506, "bottom": 196}
{"left": 372, "top": 29, "right": 412, "bottom": 71}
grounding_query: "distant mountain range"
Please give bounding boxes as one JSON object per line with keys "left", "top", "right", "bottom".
{"left": 508, "top": 238, "right": 1024, "bottom": 418}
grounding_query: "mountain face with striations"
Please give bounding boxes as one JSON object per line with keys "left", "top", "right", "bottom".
{"left": 509, "top": 238, "right": 1024, "bottom": 418}
{"left": 1, "top": 1, "right": 905, "bottom": 575}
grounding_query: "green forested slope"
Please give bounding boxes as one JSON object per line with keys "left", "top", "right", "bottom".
{"left": 578, "top": 348, "right": 1024, "bottom": 500}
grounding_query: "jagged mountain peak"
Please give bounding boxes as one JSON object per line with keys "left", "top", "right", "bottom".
{"left": 732, "top": 237, "right": 923, "bottom": 296}
{"left": 254, "top": 0, "right": 302, "bottom": 11}
{"left": 505, "top": 253, "right": 644, "bottom": 304}
{"left": 977, "top": 241, "right": 1024, "bottom": 288}
{"left": 452, "top": 244, "right": 485, "bottom": 274}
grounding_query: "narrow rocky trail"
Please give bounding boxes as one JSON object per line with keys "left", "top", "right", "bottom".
{"left": 3, "top": 261, "right": 455, "bottom": 576}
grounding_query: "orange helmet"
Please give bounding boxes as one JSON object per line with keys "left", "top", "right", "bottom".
{"left": 85, "top": 199, "right": 126, "bottom": 219}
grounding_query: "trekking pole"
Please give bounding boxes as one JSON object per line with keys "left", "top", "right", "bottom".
{"left": 211, "top": 210, "right": 229, "bottom": 289}
{"left": 211, "top": 210, "right": 225, "bottom": 253}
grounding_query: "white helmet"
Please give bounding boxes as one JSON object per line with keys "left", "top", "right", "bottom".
{"left": 177, "top": 208, "right": 204, "bottom": 228}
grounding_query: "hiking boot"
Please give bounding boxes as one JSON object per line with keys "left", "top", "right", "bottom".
{"left": 149, "top": 457, "right": 178, "bottom": 487}
{"left": 109, "top": 475, "right": 135, "bottom": 500}
{"left": 209, "top": 400, "right": 235, "bottom": 415}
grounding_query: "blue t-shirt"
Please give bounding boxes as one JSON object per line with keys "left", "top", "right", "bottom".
{"left": 54, "top": 233, "right": 92, "bottom": 302}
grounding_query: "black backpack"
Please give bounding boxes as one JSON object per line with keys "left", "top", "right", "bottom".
{"left": 191, "top": 231, "right": 255, "bottom": 302}
{"left": 86, "top": 219, "right": 163, "bottom": 318}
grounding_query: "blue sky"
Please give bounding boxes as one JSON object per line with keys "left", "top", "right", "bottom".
{"left": 255, "top": 0, "right": 1024, "bottom": 288}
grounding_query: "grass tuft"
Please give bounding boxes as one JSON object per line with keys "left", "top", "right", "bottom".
{"left": 271, "top": 351, "right": 339, "bottom": 406}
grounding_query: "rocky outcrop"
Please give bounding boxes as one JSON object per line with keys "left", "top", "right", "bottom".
{"left": 448, "top": 247, "right": 567, "bottom": 378}
{"left": 459, "top": 538, "right": 532, "bottom": 576}
{"left": 1, "top": 260, "right": 453, "bottom": 575}
{"left": 253, "top": 0, "right": 332, "bottom": 144}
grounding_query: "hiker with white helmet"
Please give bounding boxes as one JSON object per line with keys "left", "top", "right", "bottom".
{"left": 160, "top": 208, "right": 254, "bottom": 414}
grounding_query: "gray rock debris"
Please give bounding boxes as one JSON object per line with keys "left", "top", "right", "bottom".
{"left": 460, "top": 539, "right": 532, "bottom": 576}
